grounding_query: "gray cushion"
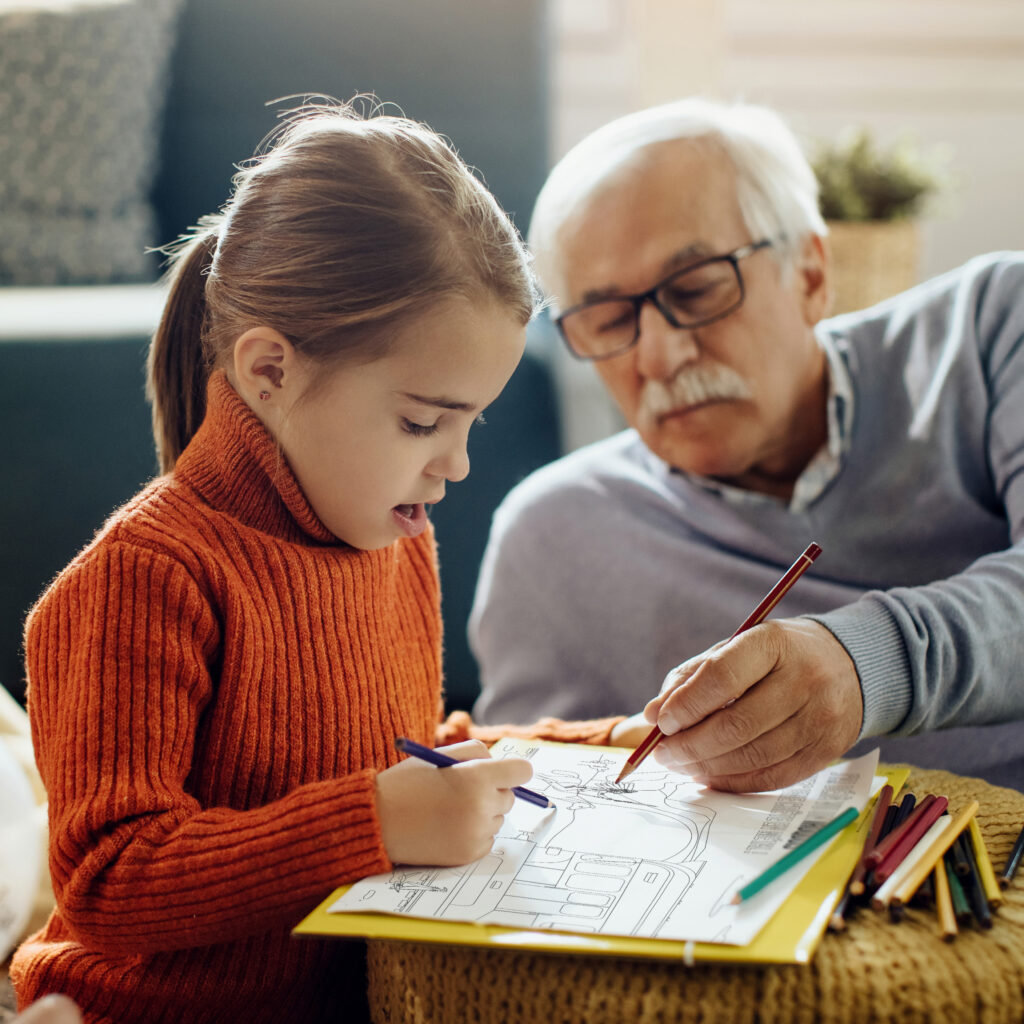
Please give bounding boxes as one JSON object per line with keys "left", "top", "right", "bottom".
{"left": 0, "top": 0, "right": 181, "bottom": 284}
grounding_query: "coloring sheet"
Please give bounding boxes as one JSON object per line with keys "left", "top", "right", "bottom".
{"left": 330, "top": 741, "right": 879, "bottom": 946}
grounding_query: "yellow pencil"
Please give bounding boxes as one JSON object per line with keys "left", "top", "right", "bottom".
{"left": 967, "top": 817, "right": 1003, "bottom": 909}
{"left": 933, "top": 861, "right": 958, "bottom": 942}
{"left": 891, "top": 800, "right": 980, "bottom": 907}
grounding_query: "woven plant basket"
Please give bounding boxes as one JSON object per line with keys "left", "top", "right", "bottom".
{"left": 826, "top": 219, "right": 919, "bottom": 316}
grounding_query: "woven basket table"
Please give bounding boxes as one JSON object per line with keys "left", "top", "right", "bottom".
{"left": 367, "top": 767, "right": 1024, "bottom": 1024}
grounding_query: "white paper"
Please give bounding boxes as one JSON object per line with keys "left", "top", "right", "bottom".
{"left": 331, "top": 741, "right": 879, "bottom": 946}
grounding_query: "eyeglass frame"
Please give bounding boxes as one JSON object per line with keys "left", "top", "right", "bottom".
{"left": 554, "top": 237, "right": 775, "bottom": 361}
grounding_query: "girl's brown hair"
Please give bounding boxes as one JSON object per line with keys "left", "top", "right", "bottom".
{"left": 147, "top": 99, "right": 538, "bottom": 472}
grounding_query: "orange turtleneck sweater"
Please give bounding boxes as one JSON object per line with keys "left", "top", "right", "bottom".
{"left": 12, "top": 373, "right": 619, "bottom": 1022}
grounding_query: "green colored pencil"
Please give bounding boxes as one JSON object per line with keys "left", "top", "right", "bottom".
{"left": 731, "top": 806, "right": 860, "bottom": 905}
{"left": 943, "top": 852, "right": 973, "bottom": 925}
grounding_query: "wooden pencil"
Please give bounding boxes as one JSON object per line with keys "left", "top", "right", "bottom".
{"left": 872, "top": 795, "right": 948, "bottom": 884}
{"left": 999, "top": 822, "right": 1024, "bottom": 888}
{"left": 891, "top": 792, "right": 917, "bottom": 829}
{"left": 949, "top": 833, "right": 972, "bottom": 877}
{"left": 827, "top": 886, "right": 854, "bottom": 932}
{"left": 912, "top": 869, "right": 935, "bottom": 908}
{"left": 933, "top": 861, "right": 958, "bottom": 942}
{"left": 830, "top": 785, "right": 896, "bottom": 930}
{"left": 967, "top": 817, "right": 1003, "bottom": 909}
{"left": 943, "top": 853, "right": 973, "bottom": 926}
{"left": 616, "top": 542, "right": 822, "bottom": 783}
{"left": 848, "top": 784, "right": 894, "bottom": 897}
{"left": 872, "top": 815, "right": 951, "bottom": 910}
{"left": 890, "top": 800, "right": 980, "bottom": 908}
{"left": 959, "top": 827, "right": 994, "bottom": 929}
{"left": 863, "top": 792, "right": 916, "bottom": 894}
{"left": 878, "top": 803, "right": 899, "bottom": 841}
{"left": 731, "top": 806, "right": 858, "bottom": 904}
{"left": 864, "top": 794, "right": 935, "bottom": 869}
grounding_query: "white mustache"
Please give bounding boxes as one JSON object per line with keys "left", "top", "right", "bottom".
{"left": 638, "top": 363, "right": 752, "bottom": 431}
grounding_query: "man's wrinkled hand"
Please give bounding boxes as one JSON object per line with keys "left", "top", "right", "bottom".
{"left": 644, "top": 619, "right": 864, "bottom": 792}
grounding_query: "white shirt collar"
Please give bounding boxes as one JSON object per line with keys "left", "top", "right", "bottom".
{"left": 665, "top": 331, "right": 854, "bottom": 512}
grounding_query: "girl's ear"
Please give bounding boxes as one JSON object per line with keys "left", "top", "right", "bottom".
{"left": 231, "top": 326, "right": 300, "bottom": 406}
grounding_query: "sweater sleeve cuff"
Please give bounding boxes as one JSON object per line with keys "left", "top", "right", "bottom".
{"left": 312, "top": 769, "right": 393, "bottom": 883}
{"left": 303, "top": 770, "right": 391, "bottom": 884}
{"left": 805, "top": 599, "right": 912, "bottom": 738}
{"left": 437, "top": 710, "right": 625, "bottom": 748}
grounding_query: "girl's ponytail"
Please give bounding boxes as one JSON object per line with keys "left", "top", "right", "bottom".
{"left": 146, "top": 226, "right": 218, "bottom": 473}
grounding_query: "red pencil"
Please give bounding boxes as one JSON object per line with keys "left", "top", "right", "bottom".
{"left": 865, "top": 795, "right": 935, "bottom": 870}
{"left": 615, "top": 542, "right": 822, "bottom": 784}
{"left": 873, "top": 796, "right": 950, "bottom": 884}
{"left": 830, "top": 783, "right": 895, "bottom": 930}
{"left": 848, "top": 784, "right": 895, "bottom": 897}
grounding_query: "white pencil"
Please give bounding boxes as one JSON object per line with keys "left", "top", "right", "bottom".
{"left": 871, "top": 815, "right": 952, "bottom": 910}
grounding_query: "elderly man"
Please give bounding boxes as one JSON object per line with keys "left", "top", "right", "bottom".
{"left": 470, "top": 97, "right": 1024, "bottom": 793}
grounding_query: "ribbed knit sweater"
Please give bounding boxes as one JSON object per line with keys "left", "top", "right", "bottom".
{"left": 11, "top": 373, "right": 619, "bottom": 1023}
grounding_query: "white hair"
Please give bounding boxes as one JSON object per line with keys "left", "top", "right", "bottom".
{"left": 528, "top": 97, "right": 826, "bottom": 303}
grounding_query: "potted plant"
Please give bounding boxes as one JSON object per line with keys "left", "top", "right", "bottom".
{"left": 810, "top": 128, "right": 948, "bottom": 314}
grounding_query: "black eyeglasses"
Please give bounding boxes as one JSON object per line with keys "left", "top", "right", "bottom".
{"left": 555, "top": 238, "right": 774, "bottom": 361}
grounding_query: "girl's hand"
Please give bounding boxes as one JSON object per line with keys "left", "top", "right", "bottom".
{"left": 609, "top": 712, "right": 652, "bottom": 748}
{"left": 375, "top": 739, "right": 533, "bottom": 866}
{"left": 13, "top": 996, "right": 83, "bottom": 1024}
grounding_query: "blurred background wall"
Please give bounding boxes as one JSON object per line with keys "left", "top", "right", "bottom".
{"left": 550, "top": 0, "right": 1024, "bottom": 281}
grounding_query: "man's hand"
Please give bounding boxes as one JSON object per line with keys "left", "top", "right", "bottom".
{"left": 645, "top": 619, "right": 864, "bottom": 792}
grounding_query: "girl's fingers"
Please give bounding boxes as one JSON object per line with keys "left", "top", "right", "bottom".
{"left": 434, "top": 739, "right": 491, "bottom": 762}
{"left": 482, "top": 755, "right": 533, "bottom": 789}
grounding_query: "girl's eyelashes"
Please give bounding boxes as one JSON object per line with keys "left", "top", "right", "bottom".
{"left": 401, "top": 412, "right": 484, "bottom": 437}
{"left": 401, "top": 418, "right": 440, "bottom": 437}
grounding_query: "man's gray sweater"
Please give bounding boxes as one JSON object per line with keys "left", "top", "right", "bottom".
{"left": 470, "top": 253, "right": 1024, "bottom": 786}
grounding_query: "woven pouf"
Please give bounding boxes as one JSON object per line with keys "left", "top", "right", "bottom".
{"left": 368, "top": 767, "right": 1024, "bottom": 1024}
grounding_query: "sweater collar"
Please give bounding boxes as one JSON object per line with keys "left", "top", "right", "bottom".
{"left": 174, "top": 371, "right": 338, "bottom": 545}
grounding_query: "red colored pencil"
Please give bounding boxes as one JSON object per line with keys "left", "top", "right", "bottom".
{"left": 873, "top": 795, "right": 950, "bottom": 884}
{"left": 847, "top": 784, "right": 895, "bottom": 897}
{"left": 615, "top": 542, "right": 822, "bottom": 783}
{"left": 830, "top": 784, "right": 895, "bottom": 930}
{"left": 864, "top": 794, "right": 936, "bottom": 870}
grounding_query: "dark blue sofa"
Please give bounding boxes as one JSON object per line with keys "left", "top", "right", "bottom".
{"left": 0, "top": 0, "right": 561, "bottom": 713}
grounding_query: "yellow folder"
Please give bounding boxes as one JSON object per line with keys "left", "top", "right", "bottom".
{"left": 294, "top": 760, "right": 908, "bottom": 965}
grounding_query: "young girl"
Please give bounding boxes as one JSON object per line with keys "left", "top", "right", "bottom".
{"left": 10, "top": 103, "right": 626, "bottom": 1023}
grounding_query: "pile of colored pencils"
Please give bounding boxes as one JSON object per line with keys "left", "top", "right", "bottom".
{"left": 828, "top": 785, "right": 1024, "bottom": 941}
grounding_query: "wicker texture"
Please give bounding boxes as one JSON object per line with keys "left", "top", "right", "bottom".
{"left": 368, "top": 767, "right": 1024, "bottom": 1024}
{"left": 827, "top": 220, "right": 919, "bottom": 315}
